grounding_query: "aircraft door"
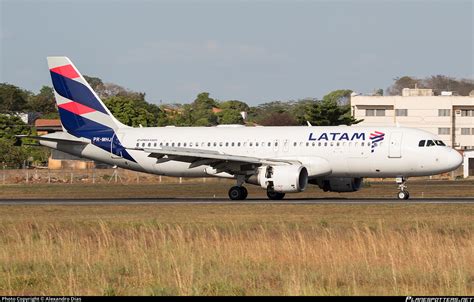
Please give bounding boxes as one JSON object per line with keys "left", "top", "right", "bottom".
{"left": 283, "top": 139, "right": 289, "bottom": 152}
{"left": 388, "top": 132, "right": 403, "bottom": 158}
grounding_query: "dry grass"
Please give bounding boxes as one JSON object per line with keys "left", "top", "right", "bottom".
{"left": 0, "top": 204, "right": 472, "bottom": 295}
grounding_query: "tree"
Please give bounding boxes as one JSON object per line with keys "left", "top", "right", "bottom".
{"left": 83, "top": 75, "right": 104, "bottom": 92}
{"left": 0, "top": 139, "right": 29, "bottom": 168}
{"left": 0, "top": 114, "right": 42, "bottom": 168}
{"left": 104, "top": 96, "right": 163, "bottom": 127}
{"left": 217, "top": 110, "right": 244, "bottom": 124}
{"left": 215, "top": 100, "right": 249, "bottom": 125}
{"left": 177, "top": 92, "right": 219, "bottom": 126}
{"left": 258, "top": 112, "right": 299, "bottom": 126}
{"left": 387, "top": 76, "right": 420, "bottom": 95}
{"left": 28, "top": 86, "right": 56, "bottom": 114}
{"left": 306, "top": 90, "right": 361, "bottom": 126}
{"left": 0, "top": 114, "right": 30, "bottom": 140}
{"left": 219, "top": 100, "right": 250, "bottom": 112}
{"left": 0, "top": 83, "right": 30, "bottom": 113}
{"left": 421, "top": 75, "right": 474, "bottom": 96}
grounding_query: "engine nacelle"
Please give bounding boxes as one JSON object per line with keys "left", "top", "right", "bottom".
{"left": 248, "top": 165, "right": 308, "bottom": 193}
{"left": 313, "top": 177, "right": 363, "bottom": 192}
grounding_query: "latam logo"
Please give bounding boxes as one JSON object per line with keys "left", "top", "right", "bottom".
{"left": 308, "top": 132, "right": 365, "bottom": 141}
{"left": 308, "top": 131, "right": 386, "bottom": 153}
{"left": 369, "top": 131, "right": 385, "bottom": 153}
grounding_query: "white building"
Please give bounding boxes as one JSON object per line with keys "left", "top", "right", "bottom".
{"left": 351, "top": 88, "right": 474, "bottom": 177}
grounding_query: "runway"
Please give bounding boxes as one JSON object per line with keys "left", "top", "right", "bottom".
{"left": 0, "top": 197, "right": 473, "bottom": 205}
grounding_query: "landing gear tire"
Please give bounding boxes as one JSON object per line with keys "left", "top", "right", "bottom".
{"left": 396, "top": 177, "right": 410, "bottom": 200}
{"left": 397, "top": 190, "right": 410, "bottom": 200}
{"left": 241, "top": 187, "right": 248, "bottom": 200}
{"left": 267, "top": 190, "right": 285, "bottom": 200}
{"left": 228, "top": 186, "right": 248, "bottom": 200}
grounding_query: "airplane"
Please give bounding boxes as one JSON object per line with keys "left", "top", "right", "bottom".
{"left": 19, "top": 57, "right": 463, "bottom": 200}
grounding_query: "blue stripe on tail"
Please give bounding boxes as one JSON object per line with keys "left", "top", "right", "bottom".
{"left": 51, "top": 71, "right": 108, "bottom": 114}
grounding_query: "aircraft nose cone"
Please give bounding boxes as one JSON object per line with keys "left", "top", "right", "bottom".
{"left": 449, "top": 150, "right": 463, "bottom": 170}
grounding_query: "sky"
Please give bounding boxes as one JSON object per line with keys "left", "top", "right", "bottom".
{"left": 1, "top": 0, "right": 473, "bottom": 105}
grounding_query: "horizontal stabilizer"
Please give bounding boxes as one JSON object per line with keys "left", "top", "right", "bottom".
{"left": 15, "top": 135, "right": 89, "bottom": 144}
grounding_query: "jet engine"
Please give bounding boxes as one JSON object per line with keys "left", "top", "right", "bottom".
{"left": 312, "top": 177, "right": 363, "bottom": 192}
{"left": 247, "top": 165, "right": 308, "bottom": 193}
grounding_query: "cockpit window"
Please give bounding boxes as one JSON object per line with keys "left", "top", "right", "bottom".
{"left": 435, "top": 140, "right": 446, "bottom": 146}
{"left": 418, "top": 140, "right": 425, "bottom": 147}
{"left": 426, "top": 140, "right": 436, "bottom": 147}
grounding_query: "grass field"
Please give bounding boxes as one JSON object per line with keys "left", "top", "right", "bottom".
{"left": 0, "top": 202, "right": 473, "bottom": 295}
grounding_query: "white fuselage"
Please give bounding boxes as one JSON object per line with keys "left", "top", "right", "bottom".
{"left": 41, "top": 125, "right": 462, "bottom": 180}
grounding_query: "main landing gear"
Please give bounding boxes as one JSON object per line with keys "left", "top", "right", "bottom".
{"left": 396, "top": 177, "right": 410, "bottom": 200}
{"left": 266, "top": 188, "right": 285, "bottom": 200}
{"left": 228, "top": 175, "right": 248, "bottom": 200}
{"left": 228, "top": 186, "right": 248, "bottom": 200}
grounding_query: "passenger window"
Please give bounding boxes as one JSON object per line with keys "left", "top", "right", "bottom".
{"left": 330, "top": 142, "right": 334, "bottom": 146}
{"left": 435, "top": 140, "right": 446, "bottom": 146}
{"left": 361, "top": 142, "right": 364, "bottom": 147}
{"left": 268, "top": 142, "right": 271, "bottom": 147}
{"left": 213, "top": 142, "right": 217, "bottom": 147}
{"left": 154, "top": 143, "right": 157, "bottom": 147}
{"left": 256, "top": 142, "right": 259, "bottom": 147}
{"left": 318, "top": 142, "right": 321, "bottom": 147}
{"left": 165, "top": 142, "right": 169, "bottom": 146}
{"left": 136, "top": 143, "right": 139, "bottom": 147}
{"left": 142, "top": 143, "right": 145, "bottom": 147}
{"left": 249, "top": 142, "right": 253, "bottom": 147}
{"left": 219, "top": 142, "right": 223, "bottom": 147}
{"left": 275, "top": 142, "right": 278, "bottom": 147}
{"left": 177, "top": 142, "right": 181, "bottom": 147}
{"left": 306, "top": 142, "right": 309, "bottom": 147}
{"left": 238, "top": 142, "right": 241, "bottom": 147}
{"left": 172, "top": 142, "right": 175, "bottom": 147}
{"left": 184, "top": 143, "right": 187, "bottom": 147}
{"left": 324, "top": 142, "right": 328, "bottom": 147}
{"left": 312, "top": 142, "right": 315, "bottom": 147}
{"left": 207, "top": 142, "right": 211, "bottom": 147}
{"left": 225, "top": 142, "right": 229, "bottom": 147}
{"left": 231, "top": 142, "right": 235, "bottom": 147}
{"left": 419, "top": 140, "right": 425, "bottom": 147}
{"left": 336, "top": 142, "right": 340, "bottom": 147}
{"left": 427, "top": 140, "right": 435, "bottom": 147}
{"left": 293, "top": 142, "right": 297, "bottom": 147}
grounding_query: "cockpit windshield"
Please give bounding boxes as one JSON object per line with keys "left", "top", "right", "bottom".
{"left": 419, "top": 140, "right": 447, "bottom": 147}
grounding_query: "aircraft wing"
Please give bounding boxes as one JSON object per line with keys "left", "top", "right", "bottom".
{"left": 133, "top": 146, "right": 299, "bottom": 175}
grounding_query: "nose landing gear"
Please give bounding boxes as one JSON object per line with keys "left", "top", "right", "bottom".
{"left": 396, "top": 177, "right": 409, "bottom": 200}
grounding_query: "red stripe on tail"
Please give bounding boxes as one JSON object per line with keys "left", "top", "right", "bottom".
{"left": 50, "top": 64, "right": 80, "bottom": 79}
{"left": 58, "top": 101, "right": 96, "bottom": 115}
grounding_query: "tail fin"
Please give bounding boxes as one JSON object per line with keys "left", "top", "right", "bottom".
{"left": 47, "top": 56, "right": 128, "bottom": 139}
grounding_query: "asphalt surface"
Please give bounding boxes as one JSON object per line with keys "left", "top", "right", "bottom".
{"left": 0, "top": 197, "right": 473, "bottom": 205}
